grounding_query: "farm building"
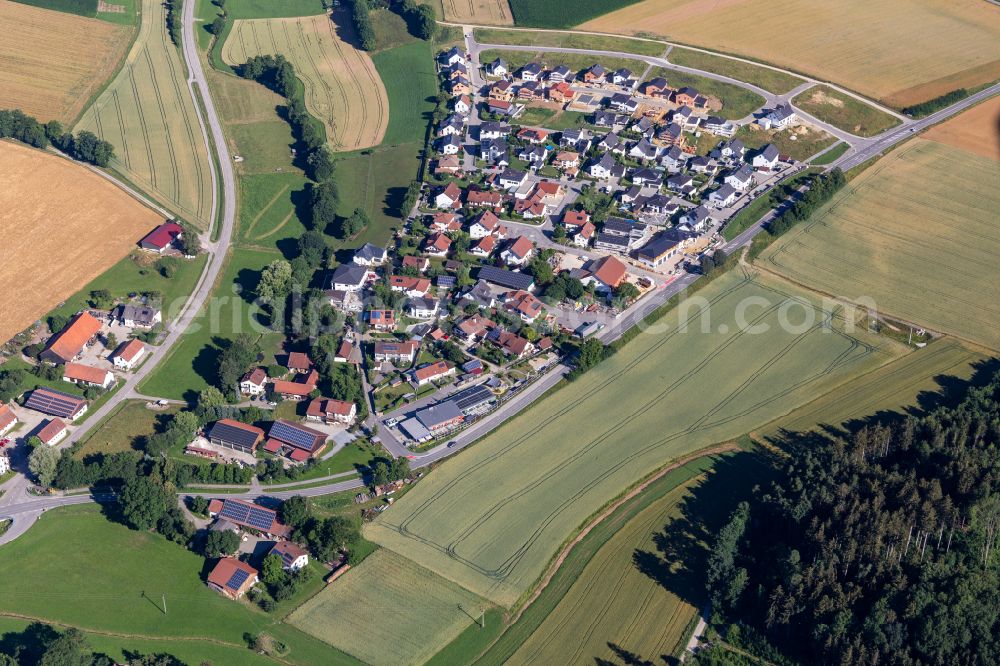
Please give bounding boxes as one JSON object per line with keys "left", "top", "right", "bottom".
{"left": 40, "top": 312, "right": 102, "bottom": 364}
{"left": 208, "top": 498, "right": 290, "bottom": 539}
{"left": 207, "top": 419, "right": 264, "bottom": 454}
{"left": 0, "top": 404, "right": 18, "bottom": 437}
{"left": 23, "top": 387, "right": 88, "bottom": 420}
{"left": 138, "top": 222, "right": 182, "bottom": 253}
{"left": 450, "top": 384, "right": 495, "bottom": 415}
{"left": 63, "top": 363, "right": 114, "bottom": 390}
{"left": 111, "top": 339, "right": 147, "bottom": 371}
{"left": 268, "top": 419, "right": 327, "bottom": 461}
{"left": 477, "top": 266, "right": 535, "bottom": 291}
{"left": 415, "top": 401, "right": 465, "bottom": 432}
{"left": 207, "top": 557, "right": 258, "bottom": 600}
{"left": 36, "top": 418, "right": 68, "bottom": 446}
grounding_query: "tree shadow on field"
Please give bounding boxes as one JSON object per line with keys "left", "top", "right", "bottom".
{"left": 632, "top": 451, "right": 776, "bottom": 608}
{"left": 190, "top": 344, "right": 223, "bottom": 393}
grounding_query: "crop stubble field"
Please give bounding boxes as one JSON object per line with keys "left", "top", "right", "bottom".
{"left": 758, "top": 137, "right": 1000, "bottom": 351}
{"left": 0, "top": 1, "right": 132, "bottom": 124}
{"left": 288, "top": 548, "right": 490, "bottom": 665}
{"left": 368, "top": 270, "right": 908, "bottom": 606}
{"left": 438, "top": 0, "right": 513, "bottom": 25}
{"left": 75, "top": 0, "right": 213, "bottom": 228}
{"left": 579, "top": 0, "right": 1000, "bottom": 107}
{"left": 922, "top": 94, "right": 1000, "bottom": 161}
{"left": 506, "top": 476, "right": 703, "bottom": 665}
{"left": 0, "top": 141, "right": 162, "bottom": 344}
{"left": 222, "top": 12, "right": 389, "bottom": 151}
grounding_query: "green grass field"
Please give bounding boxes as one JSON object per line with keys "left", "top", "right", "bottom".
{"left": 811, "top": 141, "right": 850, "bottom": 165}
{"left": 45, "top": 251, "right": 207, "bottom": 325}
{"left": 474, "top": 26, "right": 665, "bottom": 57}
{"left": 757, "top": 139, "right": 1000, "bottom": 351}
{"left": 792, "top": 85, "right": 901, "bottom": 137}
{"left": 138, "top": 247, "right": 285, "bottom": 401}
{"left": 645, "top": 66, "right": 765, "bottom": 120}
{"left": 371, "top": 7, "right": 417, "bottom": 51}
{"left": 733, "top": 123, "right": 837, "bottom": 162}
{"left": 367, "top": 270, "right": 908, "bottom": 606}
{"left": 75, "top": 0, "right": 214, "bottom": 228}
{"left": 237, "top": 172, "right": 311, "bottom": 248}
{"left": 668, "top": 46, "right": 804, "bottom": 95}
{"left": 12, "top": 0, "right": 96, "bottom": 18}
{"left": 758, "top": 339, "right": 987, "bottom": 440}
{"left": 371, "top": 40, "right": 438, "bottom": 145}
{"left": 226, "top": 0, "right": 325, "bottom": 19}
{"left": 509, "top": 0, "right": 638, "bottom": 28}
{"left": 74, "top": 400, "right": 178, "bottom": 459}
{"left": 0, "top": 504, "right": 358, "bottom": 665}
{"left": 288, "top": 548, "right": 491, "bottom": 665}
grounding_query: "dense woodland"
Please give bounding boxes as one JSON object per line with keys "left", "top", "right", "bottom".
{"left": 703, "top": 367, "right": 1000, "bottom": 665}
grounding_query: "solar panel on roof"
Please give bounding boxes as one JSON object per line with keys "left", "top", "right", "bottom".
{"left": 219, "top": 500, "right": 251, "bottom": 524}
{"left": 247, "top": 507, "right": 275, "bottom": 531}
{"left": 269, "top": 420, "right": 321, "bottom": 451}
{"left": 226, "top": 568, "right": 250, "bottom": 591}
{"left": 452, "top": 385, "right": 493, "bottom": 411}
{"left": 24, "top": 388, "right": 85, "bottom": 419}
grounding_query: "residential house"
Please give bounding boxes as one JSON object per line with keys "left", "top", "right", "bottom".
{"left": 335, "top": 340, "right": 354, "bottom": 364}
{"left": 326, "top": 264, "right": 369, "bottom": 293}
{"left": 643, "top": 77, "right": 669, "bottom": 98}
{"left": 407, "top": 297, "right": 440, "bottom": 319}
{"left": 611, "top": 67, "right": 633, "bottom": 86}
{"left": 486, "top": 328, "right": 534, "bottom": 358}
{"left": 724, "top": 165, "right": 755, "bottom": 191}
{"left": 572, "top": 220, "right": 596, "bottom": 248}
{"left": 485, "top": 57, "right": 507, "bottom": 77}
{"left": 760, "top": 104, "right": 797, "bottom": 130}
{"left": 240, "top": 368, "right": 268, "bottom": 396}
{"left": 548, "top": 65, "right": 571, "bottom": 83}
{"left": 659, "top": 145, "right": 687, "bottom": 172}
{"left": 478, "top": 138, "right": 508, "bottom": 164}
{"left": 447, "top": 77, "right": 471, "bottom": 95}
{"left": 703, "top": 116, "right": 735, "bottom": 137}
{"left": 389, "top": 275, "right": 431, "bottom": 298}
{"left": 629, "top": 138, "right": 658, "bottom": 162}
{"left": 500, "top": 236, "right": 535, "bottom": 267}
{"left": 23, "top": 387, "right": 88, "bottom": 420}
{"left": 208, "top": 419, "right": 265, "bottom": 454}
{"left": 708, "top": 183, "right": 739, "bottom": 208}
{"left": 498, "top": 168, "right": 528, "bottom": 191}
{"left": 412, "top": 361, "right": 455, "bottom": 386}
{"left": 517, "top": 127, "right": 549, "bottom": 145}
{"left": 208, "top": 558, "right": 259, "bottom": 600}
{"left": 374, "top": 340, "right": 419, "bottom": 364}
{"left": 207, "top": 498, "right": 290, "bottom": 537}
{"left": 720, "top": 138, "right": 746, "bottom": 161}
{"left": 517, "top": 81, "right": 542, "bottom": 100}
{"left": 631, "top": 167, "right": 662, "bottom": 187}
{"left": 435, "top": 182, "right": 462, "bottom": 209}
{"left": 367, "top": 309, "right": 397, "bottom": 332}
{"left": 430, "top": 212, "right": 462, "bottom": 233}
{"left": 689, "top": 155, "right": 718, "bottom": 175}
{"left": 269, "top": 541, "right": 309, "bottom": 572}
{"left": 441, "top": 46, "right": 464, "bottom": 66}
{"left": 517, "top": 144, "right": 547, "bottom": 167}
{"left": 138, "top": 222, "right": 182, "bottom": 253}
{"left": 488, "top": 80, "right": 514, "bottom": 101}
{"left": 37, "top": 418, "right": 68, "bottom": 446}
{"left": 115, "top": 305, "right": 161, "bottom": 329}
{"left": 547, "top": 81, "right": 574, "bottom": 103}
{"left": 111, "top": 339, "right": 147, "bottom": 371}
{"left": 456, "top": 315, "right": 495, "bottom": 341}
{"left": 40, "top": 312, "right": 101, "bottom": 364}
{"left": 655, "top": 122, "right": 685, "bottom": 148}
{"left": 0, "top": 404, "right": 19, "bottom": 438}
{"left": 468, "top": 210, "right": 505, "bottom": 239}
{"left": 518, "top": 62, "right": 543, "bottom": 82}
{"left": 582, "top": 64, "right": 606, "bottom": 83}
{"left": 287, "top": 352, "right": 312, "bottom": 374}
{"left": 477, "top": 265, "right": 535, "bottom": 291}
{"left": 588, "top": 153, "right": 616, "bottom": 179}
{"left": 437, "top": 116, "right": 463, "bottom": 137}
{"left": 578, "top": 255, "right": 628, "bottom": 294}
{"left": 453, "top": 95, "right": 471, "bottom": 114}
{"left": 434, "top": 154, "right": 461, "bottom": 176}
{"left": 504, "top": 290, "right": 544, "bottom": 323}
{"left": 423, "top": 232, "right": 452, "bottom": 257}
{"left": 401, "top": 255, "right": 430, "bottom": 272}
{"left": 666, "top": 173, "right": 695, "bottom": 193}
{"left": 488, "top": 99, "right": 514, "bottom": 116}
{"left": 636, "top": 230, "right": 689, "bottom": 268}
{"left": 554, "top": 151, "right": 580, "bottom": 171}
{"left": 306, "top": 398, "right": 357, "bottom": 426}
{"left": 268, "top": 419, "right": 327, "bottom": 461}
{"left": 63, "top": 362, "right": 114, "bottom": 390}
{"left": 470, "top": 234, "right": 497, "bottom": 258}
{"left": 352, "top": 243, "right": 387, "bottom": 266}
{"left": 437, "top": 134, "right": 462, "bottom": 155}
{"left": 679, "top": 205, "right": 712, "bottom": 232}
{"left": 752, "top": 144, "right": 780, "bottom": 169}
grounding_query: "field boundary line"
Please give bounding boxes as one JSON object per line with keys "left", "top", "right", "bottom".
{"left": 254, "top": 209, "right": 296, "bottom": 240}
{"left": 244, "top": 183, "right": 292, "bottom": 237}
{"left": 508, "top": 443, "right": 738, "bottom": 626}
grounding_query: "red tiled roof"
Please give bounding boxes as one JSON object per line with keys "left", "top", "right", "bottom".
{"left": 37, "top": 418, "right": 67, "bottom": 444}
{"left": 590, "top": 255, "right": 628, "bottom": 289}
{"left": 425, "top": 233, "right": 451, "bottom": 252}
{"left": 466, "top": 190, "right": 502, "bottom": 206}
{"left": 563, "top": 209, "right": 591, "bottom": 228}
{"left": 139, "top": 222, "right": 182, "bottom": 250}
{"left": 288, "top": 448, "right": 310, "bottom": 462}
{"left": 63, "top": 362, "right": 109, "bottom": 385}
{"left": 44, "top": 312, "right": 101, "bottom": 363}
{"left": 441, "top": 182, "right": 461, "bottom": 200}
{"left": 390, "top": 276, "right": 431, "bottom": 293}
{"left": 114, "top": 339, "right": 146, "bottom": 363}
{"left": 505, "top": 236, "right": 534, "bottom": 259}
{"left": 242, "top": 368, "right": 267, "bottom": 385}
{"left": 307, "top": 398, "right": 355, "bottom": 418}
{"left": 263, "top": 438, "right": 283, "bottom": 453}
{"left": 207, "top": 557, "right": 257, "bottom": 593}
{"left": 413, "top": 361, "right": 453, "bottom": 382}
{"left": 402, "top": 255, "right": 428, "bottom": 269}
{"left": 287, "top": 352, "right": 311, "bottom": 371}
{"left": 474, "top": 235, "right": 496, "bottom": 253}
{"left": 0, "top": 404, "right": 16, "bottom": 431}
{"left": 336, "top": 340, "right": 353, "bottom": 360}
{"left": 208, "top": 499, "right": 224, "bottom": 514}
{"left": 271, "top": 380, "right": 314, "bottom": 397}
{"left": 458, "top": 315, "right": 494, "bottom": 337}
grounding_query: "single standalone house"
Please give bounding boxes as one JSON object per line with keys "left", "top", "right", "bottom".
{"left": 116, "top": 305, "right": 162, "bottom": 329}
{"left": 36, "top": 418, "right": 68, "bottom": 446}
{"left": 240, "top": 368, "right": 268, "bottom": 396}
{"left": 412, "top": 361, "right": 455, "bottom": 386}
{"left": 0, "top": 404, "right": 18, "bottom": 438}
{"left": 110, "top": 338, "right": 146, "bottom": 372}
{"left": 367, "top": 309, "right": 397, "bottom": 332}
{"left": 269, "top": 541, "right": 309, "bottom": 571}
{"left": 759, "top": 104, "right": 797, "bottom": 130}
{"left": 208, "top": 557, "right": 258, "bottom": 600}
{"left": 501, "top": 236, "right": 535, "bottom": 267}
{"left": 327, "top": 264, "right": 369, "bottom": 292}
{"left": 373, "top": 340, "right": 419, "bottom": 364}
{"left": 485, "top": 57, "right": 507, "bottom": 77}
{"left": 752, "top": 144, "right": 781, "bottom": 169}
{"left": 306, "top": 398, "right": 357, "bottom": 426}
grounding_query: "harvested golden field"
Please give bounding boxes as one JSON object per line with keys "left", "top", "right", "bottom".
{"left": 0, "top": 141, "right": 163, "bottom": 344}
{"left": 758, "top": 139, "right": 1000, "bottom": 351}
{"left": 440, "top": 0, "right": 513, "bottom": 25}
{"left": 579, "top": 0, "right": 1000, "bottom": 107}
{"left": 0, "top": 1, "right": 132, "bottom": 124}
{"left": 923, "top": 95, "right": 1000, "bottom": 161}
{"left": 222, "top": 12, "right": 389, "bottom": 151}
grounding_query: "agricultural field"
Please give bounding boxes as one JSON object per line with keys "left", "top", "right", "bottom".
{"left": 758, "top": 339, "right": 987, "bottom": 441}
{"left": 289, "top": 548, "right": 491, "bottom": 665}
{"left": 757, "top": 138, "right": 1000, "bottom": 351}
{"left": 367, "top": 270, "right": 909, "bottom": 606}
{"left": 75, "top": 0, "right": 214, "bottom": 228}
{"left": 509, "top": 0, "right": 635, "bottom": 28}
{"left": 226, "top": 0, "right": 324, "bottom": 19}
{"left": 474, "top": 27, "right": 665, "bottom": 57}
{"left": 435, "top": 0, "right": 513, "bottom": 25}
{"left": 579, "top": 0, "right": 1000, "bottom": 108}
{"left": 733, "top": 123, "right": 837, "bottom": 162}
{"left": 0, "top": 141, "right": 163, "bottom": 346}
{"left": 668, "top": 46, "right": 804, "bottom": 95}
{"left": 0, "top": 1, "right": 133, "bottom": 124}
{"left": 0, "top": 504, "right": 355, "bottom": 666}
{"left": 647, "top": 66, "right": 765, "bottom": 120}
{"left": 922, "top": 94, "right": 1000, "bottom": 161}
{"left": 222, "top": 11, "right": 389, "bottom": 151}
{"left": 74, "top": 400, "right": 178, "bottom": 459}
{"left": 237, "top": 172, "right": 311, "bottom": 248}
{"left": 792, "top": 85, "right": 901, "bottom": 138}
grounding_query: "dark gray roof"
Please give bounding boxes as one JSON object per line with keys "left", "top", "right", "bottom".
{"left": 477, "top": 266, "right": 535, "bottom": 291}
{"left": 416, "top": 400, "right": 464, "bottom": 429}
{"left": 209, "top": 420, "right": 262, "bottom": 450}
{"left": 758, "top": 144, "right": 780, "bottom": 160}
{"left": 328, "top": 264, "right": 368, "bottom": 287}
{"left": 450, "top": 384, "right": 494, "bottom": 412}
{"left": 354, "top": 243, "right": 386, "bottom": 262}
{"left": 637, "top": 233, "right": 681, "bottom": 259}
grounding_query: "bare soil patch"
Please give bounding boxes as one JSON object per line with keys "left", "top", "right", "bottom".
{"left": 0, "top": 142, "right": 163, "bottom": 344}
{"left": 923, "top": 95, "right": 1000, "bottom": 161}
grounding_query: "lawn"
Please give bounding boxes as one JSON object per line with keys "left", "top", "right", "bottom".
{"left": 75, "top": 0, "right": 215, "bottom": 228}
{"left": 46, "top": 251, "right": 207, "bottom": 326}
{"left": 371, "top": 7, "right": 416, "bottom": 51}
{"left": 261, "top": 441, "right": 375, "bottom": 485}
{"left": 288, "top": 548, "right": 492, "bottom": 665}
{"left": 475, "top": 26, "right": 665, "bottom": 57}
{"left": 366, "top": 270, "right": 908, "bottom": 606}
{"left": 0, "top": 356, "right": 85, "bottom": 398}
{"left": 0, "top": 504, "right": 358, "bottom": 665}
{"left": 371, "top": 40, "right": 439, "bottom": 145}
{"left": 757, "top": 339, "right": 987, "bottom": 441}
{"left": 757, "top": 138, "right": 1000, "bottom": 351}
{"left": 810, "top": 141, "right": 850, "bottom": 165}
{"left": 579, "top": 0, "right": 1000, "bottom": 108}
{"left": 138, "top": 247, "right": 286, "bottom": 401}
{"left": 511, "top": 106, "right": 557, "bottom": 127}
{"left": 733, "top": 123, "right": 837, "bottom": 162}
{"left": 646, "top": 66, "right": 764, "bottom": 120}
{"left": 668, "top": 46, "right": 804, "bottom": 94}
{"left": 237, "top": 172, "right": 311, "bottom": 249}
{"left": 226, "top": 0, "right": 325, "bottom": 19}
{"left": 510, "top": 0, "right": 639, "bottom": 28}
{"left": 74, "top": 400, "right": 178, "bottom": 460}
{"left": 792, "top": 85, "right": 901, "bottom": 137}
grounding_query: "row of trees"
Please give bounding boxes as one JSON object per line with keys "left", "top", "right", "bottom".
{"left": 0, "top": 109, "right": 115, "bottom": 166}
{"left": 349, "top": 0, "right": 377, "bottom": 51}
{"left": 765, "top": 168, "right": 845, "bottom": 237}
{"left": 0, "top": 621, "right": 183, "bottom": 666}
{"left": 165, "top": 0, "right": 182, "bottom": 46}
{"left": 704, "top": 368, "right": 1000, "bottom": 665}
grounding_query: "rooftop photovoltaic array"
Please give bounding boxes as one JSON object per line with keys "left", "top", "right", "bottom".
{"left": 269, "top": 420, "right": 324, "bottom": 452}
{"left": 219, "top": 500, "right": 276, "bottom": 531}
{"left": 23, "top": 387, "right": 85, "bottom": 418}
{"left": 226, "top": 568, "right": 250, "bottom": 591}
{"left": 451, "top": 385, "right": 494, "bottom": 412}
